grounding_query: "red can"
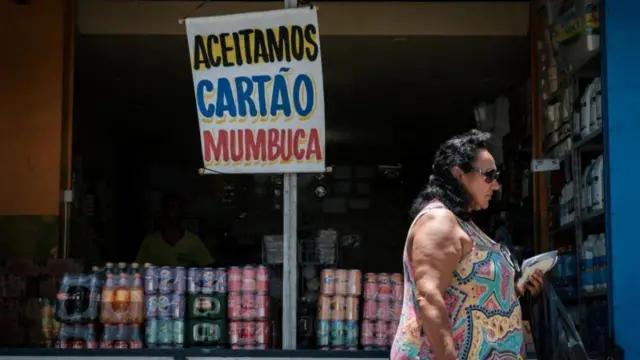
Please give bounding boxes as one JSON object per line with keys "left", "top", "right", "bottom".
{"left": 373, "top": 321, "right": 388, "bottom": 347}
{"left": 390, "top": 301, "right": 403, "bottom": 321}
{"left": 363, "top": 299, "right": 377, "bottom": 320}
{"left": 71, "top": 340, "right": 84, "bottom": 349}
{"left": 377, "top": 273, "right": 392, "bottom": 301}
{"left": 228, "top": 267, "right": 242, "bottom": 293}
{"left": 256, "top": 294, "right": 269, "bottom": 319}
{"left": 256, "top": 266, "right": 269, "bottom": 294}
{"left": 256, "top": 321, "right": 270, "bottom": 345}
{"left": 377, "top": 300, "right": 391, "bottom": 321}
{"left": 391, "top": 281, "right": 403, "bottom": 302}
{"left": 242, "top": 266, "right": 257, "bottom": 293}
{"left": 360, "top": 320, "right": 374, "bottom": 347}
{"left": 114, "top": 341, "right": 128, "bottom": 349}
{"left": 240, "top": 321, "right": 256, "bottom": 345}
{"left": 363, "top": 277, "right": 377, "bottom": 300}
{"left": 228, "top": 293, "right": 242, "bottom": 320}
{"left": 241, "top": 293, "right": 257, "bottom": 320}
{"left": 229, "top": 321, "right": 242, "bottom": 345}
{"left": 388, "top": 321, "right": 399, "bottom": 346}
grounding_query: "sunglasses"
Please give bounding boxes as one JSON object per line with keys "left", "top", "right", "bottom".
{"left": 472, "top": 167, "right": 500, "bottom": 183}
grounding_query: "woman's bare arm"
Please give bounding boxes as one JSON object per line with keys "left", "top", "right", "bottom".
{"left": 411, "top": 209, "right": 463, "bottom": 360}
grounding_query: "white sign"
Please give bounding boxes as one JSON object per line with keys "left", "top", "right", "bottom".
{"left": 185, "top": 8, "right": 326, "bottom": 174}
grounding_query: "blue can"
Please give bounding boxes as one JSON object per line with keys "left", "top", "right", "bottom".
{"left": 145, "top": 295, "right": 158, "bottom": 317}
{"left": 157, "top": 318, "right": 173, "bottom": 345}
{"left": 187, "top": 268, "right": 201, "bottom": 294}
{"left": 201, "top": 267, "right": 215, "bottom": 294}
{"left": 174, "top": 267, "right": 186, "bottom": 294}
{"left": 157, "top": 294, "right": 172, "bottom": 318}
{"left": 329, "top": 320, "right": 345, "bottom": 346}
{"left": 144, "top": 264, "right": 158, "bottom": 294}
{"left": 158, "top": 267, "right": 173, "bottom": 294}
{"left": 344, "top": 320, "right": 359, "bottom": 347}
{"left": 171, "top": 293, "right": 185, "bottom": 319}
{"left": 316, "top": 320, "right": 330, "bottom": 347}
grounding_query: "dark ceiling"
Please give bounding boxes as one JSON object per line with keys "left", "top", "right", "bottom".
{"left": 74, "top": 34, "right": 529, "bottom": 163}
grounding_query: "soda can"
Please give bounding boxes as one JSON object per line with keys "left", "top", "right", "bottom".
{"left": 215, "top": 268, "right": 227, "bottom": 293}
{"left": 187, "top": 268, "right": 201, "bottom": 294}
{"left": 157, "top": 294, "right": 172, "bottom": 318}
{"left": 360, "top": 320, "right": 374, "bottom": 348}
{"left": 363, "top": 274, "right": 377, "bottom": 300}
{"left": 377, "top": 273, "right": 392, "bottom": 301}
{"left": 373, "top": 321, "right": 388, "bottom": 347}
{"left": 241, "top": 293, "right": 256, "bottom": 320}
{"left": 345, "top": 296, "right": 359, "bottom": 321}
{"left": 228, "top": 267, "right": 242, "bottom": 293}
{"left": 345, "top": 320, "right": 359, "bottom": 347}
{"left": 201, "top": 268, "right": 215, "bottom": 294}
{"left": 256, "top": 266, "right": 269, "bottom": 294}
{"left": 173, "top": 319, "right": 185, "bottom": 347}
{"left": 145, "top": 295, "right": 158, "bottom": 317}
{"left": 255, "top": 321, "right": 269, "bottom": 345}
{"left": 331, "top": 296, "right": 346, "bottom": 320}
{"left": 158, "top": 267, "right": 173, "bottom": 294}
{"left": 229, "top": 321, "right": 242, "bottom": 345}
{"left": 363, "top": 299, "right": 377, "bottom": 320}
{"left": 113, "top": 341, "right": 128, "bottom": 349}
{"left": 377, "top": 300, "right": 391, "bottom": 321}
{"left": 329, "top": 320, "right": 345, "bottom": 347}
{"left": 240, "top": 321, "right": 256, "bottom": 345}
{"left": 174, "top": 267, "right": 186, "bottom": 294}
{"left": 242, "top": 266, "right": 257, "bottom": 293}
{"left": 316, "top": 320, "right": 330, "bottom": 347}
{"left": 320, "top": 269, "right": 335, "bottom": 296}
{"left": 317, "top": 295, "right": 331, "bottom": 320}
{"left": 334, "top": 269, "right": 348, "bottom": 295}
{"left": 390, "top": 301, "right": 403, "bottom": 322}
{"left": 157, "top": 319, "right": 173, "bottom": 345}
{"left": 228, "top": 292, "right": 242, "bottom": 320}
{"left": 388, "top": 321, "right": 399, "bottom": 346}
{"left": 146, "top": 318, "right": 158, "bottom": 346}
{"left": 347, "top": 270, "right": 362, "bottom": 296}
{"left": 391, "top": 275, "right": 403, "bottom": 302}
{"left": 256, "top": 294, "right": 269, "bottom": 319}
{"left": 171, "top": 293, "right": 185, "bottom": 319}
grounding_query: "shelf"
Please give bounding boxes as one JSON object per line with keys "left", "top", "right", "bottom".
{"left": 549, "top": 221, "right": 575, "bottom": 236}
{"left": 573, "top": 129, "right": 603, "bottom": 151}
{"left": 580, "top": 209, "right": 605, "bottom": 224}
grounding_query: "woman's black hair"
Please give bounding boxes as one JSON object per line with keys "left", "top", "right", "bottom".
{"left": 410, "top": 129, "right": 491, "bottom": 221}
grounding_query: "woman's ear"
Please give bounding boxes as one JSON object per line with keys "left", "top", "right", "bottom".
{"left": 451, "top": 166, "right": 464, "bottom": 181}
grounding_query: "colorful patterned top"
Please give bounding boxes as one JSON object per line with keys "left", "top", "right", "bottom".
{"left": 391, "top": 202, "right": 525, "bottom": 360}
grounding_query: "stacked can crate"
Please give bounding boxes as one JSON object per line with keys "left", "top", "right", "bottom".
{"left": 184, "top": 267, "right": 228, "bottom": 347}
{"left": 143, "top": 264, "right": 186, "bottom": 348}
{"left": 228, "top": 265, "right": 271, "bottom": 349}
{"left": 54, "top": 266, "right": 102, "bottom": 349}
{"left": 316, "top": 269, "right": 362, "bottom": 350}
{"left": 361, "top": 273, "right": 403, "bottom": 350}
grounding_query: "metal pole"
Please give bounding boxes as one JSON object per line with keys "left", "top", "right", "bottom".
{"left": 282, "top": 1, "right": 298, "bottom": 351}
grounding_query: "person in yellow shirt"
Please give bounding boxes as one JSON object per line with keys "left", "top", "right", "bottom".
{"left": 135, "top": 192, "right": 214, "bottom": 267}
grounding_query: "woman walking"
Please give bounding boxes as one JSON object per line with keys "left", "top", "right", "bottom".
{"left": 391, "top": 130, "right": 544, "bottom": 360}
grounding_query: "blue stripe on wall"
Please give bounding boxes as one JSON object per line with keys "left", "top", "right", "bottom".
{"left": 602, "top": 0, "right": 640, "bottom": 356}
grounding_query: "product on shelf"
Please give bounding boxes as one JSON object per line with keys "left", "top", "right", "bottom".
{"left": 228, "top": 265, "right": 271, "bottom": 350}
{"left": 316, "top": 268, "right": 362, "bottom": 350}
{"left": 55, "top": 268, "right": 102, "bottom": 323}
{"left": 56, "top": 323, "right": 98, "bottom": 349}
{"left": 361, "top": 272, "right": 403, "bottom": 350}
{"left": 101, "top": 262, "right": 144, "bottom": 324}
{"left": 100, "top": 323, "right": 144, "bottom": 349}
{"left": 186, "top": 267, "right": 229, "bottom": 348}
{"left": 581, "top": 233, "right": 608, "bottom": 292}
{"left": 143, "top": 264, "right": 186, "bottom": 348}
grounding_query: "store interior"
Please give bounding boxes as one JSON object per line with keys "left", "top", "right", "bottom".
{"left": 69, "top": 32, "right": 533, "bottom": 349}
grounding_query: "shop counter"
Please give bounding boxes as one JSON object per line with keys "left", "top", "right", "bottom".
{"left": 0, "top": 349, "right": 390, "bottom": 360}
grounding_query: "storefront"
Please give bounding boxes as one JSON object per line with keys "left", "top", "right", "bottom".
{"left": 0, "top": 0, "right": 637, "bottom": 358}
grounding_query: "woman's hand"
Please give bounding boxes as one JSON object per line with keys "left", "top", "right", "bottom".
{"left": 517, "top": 270, "right": 545, "bottom": 297}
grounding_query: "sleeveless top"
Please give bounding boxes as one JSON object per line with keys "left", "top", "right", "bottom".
{"left": 390, "top": 202, "right": 525, "bottom": 360}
